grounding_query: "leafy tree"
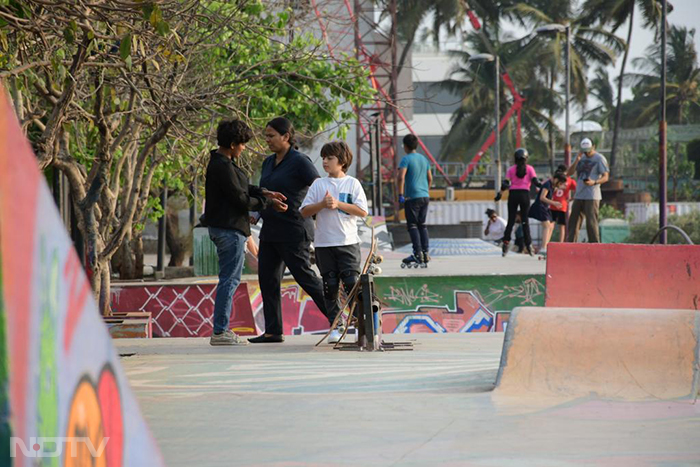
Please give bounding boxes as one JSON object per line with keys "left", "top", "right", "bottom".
{"left": 628, "top": 211, "right": 700, "bottom": 244}
{"left": 509, "top": 0, "right": 625, "bottom": 167}
{"left": 585, "top": 67, "right": 616, "bottom": 129}
{"left": 580, "top": 0, "right": 665, "bottom": 176}
{"left": 626, "top": 26, "right": 700, "bottom": 126}
{"left": 0, "top": 0, "right": 373, "bottom": 314}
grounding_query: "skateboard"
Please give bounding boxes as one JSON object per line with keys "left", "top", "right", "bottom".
{"left": 315, "top": 225, "right": 382, "bottom": 346}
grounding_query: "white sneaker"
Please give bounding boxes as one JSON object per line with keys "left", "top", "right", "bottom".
{"left": 328, "top": 329, "right": 343, "bottom": 344}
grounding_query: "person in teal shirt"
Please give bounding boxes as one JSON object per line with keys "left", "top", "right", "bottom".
{"left": 397, "top": 134, "right": 432, "bottom": 266}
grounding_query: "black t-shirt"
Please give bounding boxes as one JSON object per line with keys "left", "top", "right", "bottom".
{"left": 203, "top": 151, "right": 267, "bottom": 236}
{"left": 258, "top": 148, "right": 319, "bottom": 242}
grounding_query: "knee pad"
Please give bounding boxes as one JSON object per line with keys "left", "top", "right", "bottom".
{"left": 340, "top": 270, "right": 359, "bottom": 295}
{"left": 322, "top": 272, "right": 340, "bottom": 301}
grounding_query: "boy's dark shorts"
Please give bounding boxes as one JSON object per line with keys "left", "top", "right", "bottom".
{"left": 551, "top": 210, "right": 566, "bottom": 226}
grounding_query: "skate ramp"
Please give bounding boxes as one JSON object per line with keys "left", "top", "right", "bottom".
{"left": 495, "top": 307, "right": 700, "bottom": 401}
{"left": 545, "top": 243, "right": 700, "bottom": 309}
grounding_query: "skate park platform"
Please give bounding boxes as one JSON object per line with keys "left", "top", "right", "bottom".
{"left": 111, "top": 239, "right": 546, "bottom": 338}
{"left": 116, "top": 332, "right": 700, "bottom": 466}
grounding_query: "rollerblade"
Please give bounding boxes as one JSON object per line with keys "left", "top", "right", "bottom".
{"left": 401, "top": 253, "right": 422, "bottom": 269}
{"left": 420, "top": 250, "right": 430, "bottom": 268}
{"left": 501, "top": 240, "right": 509, "bottom": 257}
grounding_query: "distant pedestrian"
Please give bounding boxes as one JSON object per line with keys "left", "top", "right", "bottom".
{"left": 203, "top": 119, "right": 287, "bottom": 346}
{"left": 250, "top": 117, "right": 340, "bottom": 343}
{"left": 483, "top": 209, "right": 506, "bottom": 243}
{"left": 301, "top": 141, "right": 368, "bottom": 343}
{"left": 566, "top": 138, "right": 609, "bottom": 243}
{"left": 397, "top": 134, "right": 432, "bottom": 267}
{"left": 495, "top": 148, "right": 541, "bottom": 256}
{"left": 528, "top": 172, "right": 568, "bottom": 255}
{"left": 550, "top": 164, "right": 577, "bottom": 242}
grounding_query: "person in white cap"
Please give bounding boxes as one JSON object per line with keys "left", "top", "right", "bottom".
{"left": 565, "top": 138, "right": 609, "bottom": 242}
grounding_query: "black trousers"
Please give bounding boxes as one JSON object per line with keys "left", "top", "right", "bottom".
{"left": 258, "top": 240, "right": 339, "bottom": 335}
{"left": 405, "top": 197, "right": 430, "bottom": 255}
{"left": 503, "top": 189, "right": 532, "bottom": 246}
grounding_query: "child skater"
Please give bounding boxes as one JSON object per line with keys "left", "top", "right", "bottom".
{"left": 300, "top": 142, "right": 368, "bottom": 343}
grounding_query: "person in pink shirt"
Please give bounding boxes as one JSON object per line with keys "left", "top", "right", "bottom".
{"left": 494, "top": 148, "right": 541, "bottom": 256}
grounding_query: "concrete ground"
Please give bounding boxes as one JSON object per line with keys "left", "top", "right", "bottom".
{"left": 117, "top": 334, "right": 700, "bottom": 467}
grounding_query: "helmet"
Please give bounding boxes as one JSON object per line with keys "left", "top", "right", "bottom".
{"left": 580, "top": 138, "right": 593, "bottom": 151}
{"left": 514, "top": 148, "right": 529, "bottom": 162}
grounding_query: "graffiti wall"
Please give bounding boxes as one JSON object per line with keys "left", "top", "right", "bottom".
{"left": 247, "top": 275, "right": 546, "bottom": 335}
{"left": 109, "top": 274, "right": 544, "bottom": 338}
{"left": 0, "top": 87, "right": 163, "bottom": 465}
{"left": 376, "top": 275, "right": 545, "bottom": 333}
{"left": 111, "top": 283, "right": 256, "bottom": 337}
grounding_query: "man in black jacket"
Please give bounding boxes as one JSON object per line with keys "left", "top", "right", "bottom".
{"left": 203, "top": 119, "right": 287, "bottom": 345}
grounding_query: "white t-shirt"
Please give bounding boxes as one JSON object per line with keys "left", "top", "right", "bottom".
{"left": 483, "top": 216, "right": 506, "bottom": 240}
{"left": 301, "top": 175, "right": 368, "bottom": 247}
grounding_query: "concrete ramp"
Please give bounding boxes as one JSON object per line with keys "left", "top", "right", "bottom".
{"left": 545, "top": 243, "right": 700, "bottom": 309}
{"left": 495, "top": 307, "right": 700, "bottom": 401}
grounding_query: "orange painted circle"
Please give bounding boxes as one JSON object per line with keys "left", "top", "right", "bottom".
{"left": 65, "top": 379, "right": 107, "bottom": 467}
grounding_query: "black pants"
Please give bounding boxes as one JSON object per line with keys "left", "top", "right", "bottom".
{"left": 258, "top": 240, "right": 339, "bottom": 335}
{"left": 405, "top": 197, "right": 430, "bottom": 255}
{"left": 503, "top": 189, "right": 532, "bottom": 246}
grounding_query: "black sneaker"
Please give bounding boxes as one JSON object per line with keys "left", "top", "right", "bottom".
{"left": 501, "top": 241, "right": 509, "bottom": 257}
{"left": 526, "top": 245, "right": 534, "bottom": 257}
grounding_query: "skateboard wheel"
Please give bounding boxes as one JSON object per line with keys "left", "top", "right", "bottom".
{"left": 375, "top": 255, "right": 384, "bottom": 264}
{"left": 373, "top": 266, "right": 382, "bottom": 275}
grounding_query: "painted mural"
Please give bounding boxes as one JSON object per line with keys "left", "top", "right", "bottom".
{"left": 245, "top": 275, "right": 546, "bottom": 335}
{"left": 109, "top": 274, "right": 545, "bottom": 338}
{"left": 111, "top": 283, "right": 256, "bottom": 337}
{"left": 0, "top": 87, "right": 163, "bottom": 465}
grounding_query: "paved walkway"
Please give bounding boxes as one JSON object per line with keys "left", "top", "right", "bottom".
{"left": 117, "top": 335, "right": 700, "bottom": 466}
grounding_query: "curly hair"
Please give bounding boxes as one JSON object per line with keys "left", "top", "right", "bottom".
{"left": 217, "top": 119, "right": 253, "bottom": 148}
{"left": 320, "top": 141, "right": 353, "bottom": 172}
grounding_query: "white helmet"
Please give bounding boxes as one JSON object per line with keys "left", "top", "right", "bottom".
{"left": 580, "top": 138, "right": 593, "bottom": 151}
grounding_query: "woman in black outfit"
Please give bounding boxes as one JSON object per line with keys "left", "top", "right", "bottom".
{"left": 249, "top": 117, "right": 340, "bottom": 343}
{"left": 494, "top": 148, "right": 540, "bottom": 257}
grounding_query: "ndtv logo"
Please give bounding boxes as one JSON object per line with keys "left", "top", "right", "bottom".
{"left": 10, "top": 437, "right": 110, "bottom": 458}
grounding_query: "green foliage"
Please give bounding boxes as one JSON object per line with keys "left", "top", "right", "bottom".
{"left": 599, "top": 204, "right": 626, "bottom": 219}
{"left": 637, "top": 140, "right": 698, "bottom": 201}
{"left": 628, "top": 212, "right": 700, "bottom": 244}
{"left": 687, "top": 138, "right": 700, "bottom": 180}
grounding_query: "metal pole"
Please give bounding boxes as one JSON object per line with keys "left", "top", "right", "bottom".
{"left": 353, "top": 0, "right": 363, "bottom": 180}
{"left": 659, "top": 0, "right": 668, "bottom": 244}
{"left": 189, "top": 181, "right": 196, "bottom": 266}
{"left": 564, "top": 25, "right": 571, "bottom": 167}
{"left": 376, "top": 119, "right": 383, "bottom": 216}
{"left": 495, "top": 56, "right": 501, "bottom": 215}
{"left": 390, "top": 0, "right": 398, "bottom": 219}
{"left": 369, "top": 119, "right": 377, "bottom": 215}
{"left": 157, "top": 186, "right": 168, "bottom": 275}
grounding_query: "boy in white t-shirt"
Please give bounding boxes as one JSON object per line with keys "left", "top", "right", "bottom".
{"left": 301, "top": 141, "right": 368, "bottom": 343}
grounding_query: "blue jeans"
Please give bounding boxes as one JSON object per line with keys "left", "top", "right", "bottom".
{"left": 209, "top": 227, "right": 246, "bottom": 334}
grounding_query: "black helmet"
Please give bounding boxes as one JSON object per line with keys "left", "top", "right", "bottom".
{"left": 514, "top": 148, "right": 529, "bottom": 162}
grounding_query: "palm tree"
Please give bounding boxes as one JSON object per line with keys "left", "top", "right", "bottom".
{"left": 625, "top": 26, "right": 700, "bottom": 126}
{"left": 585, "top": 67, "right": 616, "bottom": 129}
{"left": 437, "top": 28, "right": 560, "bottom": 164}
{"left": 579, "top": 0, "right": 665, "bottom": 176}
{"left": 504, "top": 1, "right": 624, "bottom": 172}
